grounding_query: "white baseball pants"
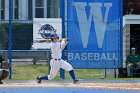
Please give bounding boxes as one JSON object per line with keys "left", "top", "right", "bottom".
{"left": 48, "top": 59, "right": 73, "bottom": 80}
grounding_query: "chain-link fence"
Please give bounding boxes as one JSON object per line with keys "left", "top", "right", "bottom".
{"left": 0, "top": 0, "right": 124, "bottom": 80}
{"left": 0, "top": 0, "right": 62, "bottom": 80}
{"left": 11, "top": 50, "right": 51, "bottom": 80}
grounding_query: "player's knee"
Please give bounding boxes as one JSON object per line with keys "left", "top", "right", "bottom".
{"left": 48, "top": 76, "right": 55, "bottom": 80}
{"left": 0, "top": 69, "right": 9, "bottom": 80}
{"left": 49, "top": 77, "right": 55, "bottom": 80}
{"left": 67, "top": 65, "right": 73, "bottom": 71}
{"left": 48, "top": 75, "right": 56, "bottom": 80}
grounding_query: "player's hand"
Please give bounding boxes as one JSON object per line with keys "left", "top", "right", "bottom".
{"left": 136, "top": 62, "right": 140, "bottom": 65}
{"left": 127, "top": 62, "right": 133, "bottom": 65}
{"left": 62, "top": 38, "right": 68, "bottom": 41}
{"left": 62, "top": 38, "right": 68, "bottom": 43}
{"left": 127, "top": 62, "right": 130, "bottom": 64}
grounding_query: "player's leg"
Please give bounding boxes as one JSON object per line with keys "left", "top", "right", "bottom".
{"left": 60, "top": 60, "right": 79, "bottom": 83}
{"left": 127, "top": 64, "right": 133, "bottom": 77}
{"left": 36, "top": 60, "right": 60, "bottom": 83}
{"left": 0, "top": 69, "right": 9, "bottom": 84}
{"left": 48, "top": 60, "right": 60, "bottom": 80}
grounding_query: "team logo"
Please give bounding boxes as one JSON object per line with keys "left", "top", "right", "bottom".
{"left": 38, "top": 24, "right": 56, "bottom": 39}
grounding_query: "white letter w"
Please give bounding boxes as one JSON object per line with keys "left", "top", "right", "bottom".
{"left": 73, "top": 2, "right": 112, "bottom": 48}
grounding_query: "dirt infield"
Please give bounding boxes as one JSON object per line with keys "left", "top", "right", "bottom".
{"left": 1, "top": 81, "right": 140, "bottom": 91}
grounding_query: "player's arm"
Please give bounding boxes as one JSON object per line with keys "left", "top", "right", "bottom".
{"left": 60, "top": 38, "right": 68, "bottom": 50}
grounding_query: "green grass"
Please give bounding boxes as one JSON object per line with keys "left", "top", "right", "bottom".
{"left": 66, "top": 69, "right": 103, "bottom": 79}
{"left": 12, "top": 65, "right": 103, "bottom": 80}
{"left": 12, "top": 65, "right": 49, "bottom": 80}
{"left": 12, "top": 65, "right": 140, "bottom": 80}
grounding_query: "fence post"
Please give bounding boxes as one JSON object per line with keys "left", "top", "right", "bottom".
{"left": 48, "top": 51, "right": 51, "bottom": 73}
{"left": 60, "top": 0, "right": 65, "bottom": 79}
{"left": 33, "top": 57, "right": 37, "bottom": 65}
{"left": 120, "top": 0, "right": 123, "bottom": 68}
{"left": 8, "top": 0, "right": 13, "bottom": 79}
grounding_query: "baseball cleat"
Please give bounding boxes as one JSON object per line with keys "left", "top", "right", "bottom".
{"left": 36, "top": 76, "right": 41, "bottom": 84}
{"left": 73, "top": 80, "right": 79, "bottom": 84}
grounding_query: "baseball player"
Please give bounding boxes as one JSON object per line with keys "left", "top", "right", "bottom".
{"left": 0, "top": 55, "right": 9, "bottom": 84}
{"left": 36, "top": 34, "right": 79, "bottom": 84}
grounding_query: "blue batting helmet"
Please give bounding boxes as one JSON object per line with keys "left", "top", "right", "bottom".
{"left": 51, "top": 34, "right": 59, "bottom": 41}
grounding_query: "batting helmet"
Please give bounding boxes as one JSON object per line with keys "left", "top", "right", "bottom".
{"left": 51, "top": 34, "right": 59, "bottom": 41}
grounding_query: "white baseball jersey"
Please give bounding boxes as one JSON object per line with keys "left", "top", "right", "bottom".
{"left": 51, "top": 40, "right": 67, "bottom": 59}
{"left": 48, "top": 40, "right": 73, "bottom": 80}
{"left": 50, "top": 42, "right": 62, "bottom": 59}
